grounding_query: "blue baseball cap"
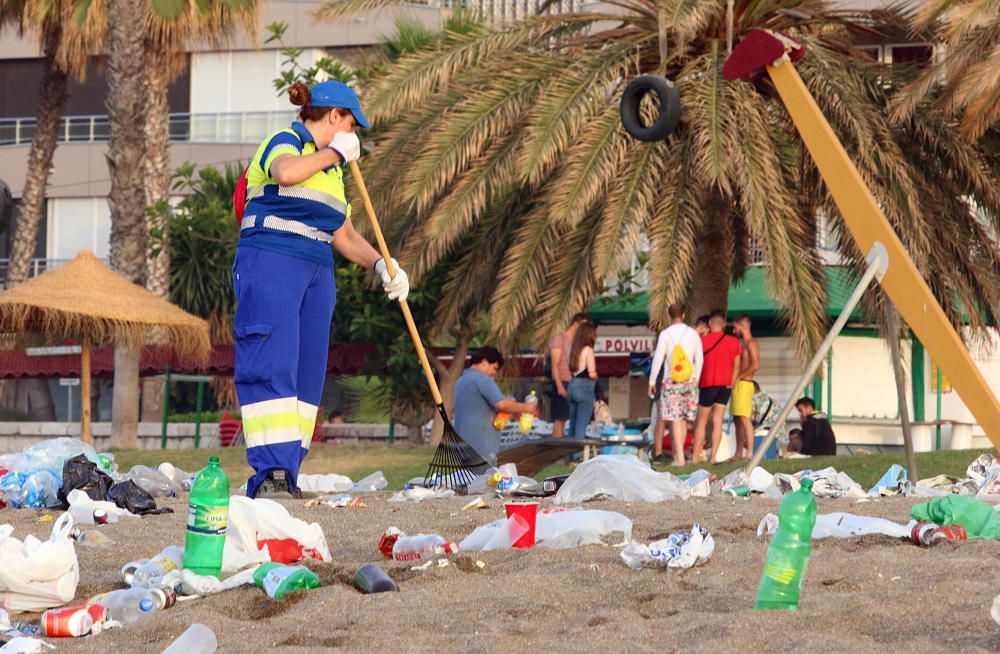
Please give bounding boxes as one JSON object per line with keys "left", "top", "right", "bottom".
{"left": 308, "top": 80, "right": 371, "bottom": 129}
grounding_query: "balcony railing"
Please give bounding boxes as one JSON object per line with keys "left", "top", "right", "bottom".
{"left": 0, "top": 258, "right": 92, "bottom": 287}
{"left": 0, "top": 111, "right": 297, "bottom": 148}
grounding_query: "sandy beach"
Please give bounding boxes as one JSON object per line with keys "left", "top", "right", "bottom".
{"left": 3, "top": 490, "right": 999, "bottom": 654}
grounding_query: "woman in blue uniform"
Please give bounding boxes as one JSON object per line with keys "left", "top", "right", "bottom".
{"left": 235, "top": 80, "right": 408, "bottom": 498}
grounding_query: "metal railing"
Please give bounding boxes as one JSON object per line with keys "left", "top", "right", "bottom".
{"left": 0, "top": 111, "right": 297, "bottom": 148}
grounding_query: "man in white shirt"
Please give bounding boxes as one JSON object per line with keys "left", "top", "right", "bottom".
{"left": 648, "top": 304, "right": 704, "bottom": 465}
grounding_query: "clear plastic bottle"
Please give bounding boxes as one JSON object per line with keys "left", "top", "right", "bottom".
{"left": 183, "top": 456, "right": 230, "bottom": 578}
{"left": 755, "top": 477, "right": 816, "bottom": 610}
{"left": 162, "top": 623, "right": 217, "bottom": 654}
{"left": 131, "top": 545, "right": 184, "bottom": 587}
{"left": 518, "top": 391, "right": 538, "bottom": 433}
{"left": 95, "top": 588, "right": 157, "bottom": 625}
{"left": 391, "top": 534, "right": 458, "bottom": 561}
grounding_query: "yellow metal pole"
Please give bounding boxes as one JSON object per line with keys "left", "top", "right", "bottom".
{"left": 764, "top": 58, "right": 1000, "bottom": 446}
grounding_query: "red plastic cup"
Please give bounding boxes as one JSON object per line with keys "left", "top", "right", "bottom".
{"left": 504, "top": 502, "right": 539, "bottom": 548}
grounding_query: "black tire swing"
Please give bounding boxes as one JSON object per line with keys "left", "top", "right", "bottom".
{"left": 619, "top": 75, "right": 681, "bottom": 141}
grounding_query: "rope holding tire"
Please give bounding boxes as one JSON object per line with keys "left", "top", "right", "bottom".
{"left": 619, "top": 75, "right": 681, "bottom": 142}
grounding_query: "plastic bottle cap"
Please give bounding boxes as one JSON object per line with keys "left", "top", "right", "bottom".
{"left": 799, "top": 477, "right": 814, "bottom": 491}
{"left": 139, "top": 598, "right": 154, "bottom": 612}
{"left": 208, "top": 456, "right": 220, "bottom": 465}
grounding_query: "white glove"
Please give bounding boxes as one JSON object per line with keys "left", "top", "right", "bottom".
{"left": 329, "top": 132, "right": 361, "bottom": 164}
{"left": 374, "top": 257, "right": 409, "bottom": 301}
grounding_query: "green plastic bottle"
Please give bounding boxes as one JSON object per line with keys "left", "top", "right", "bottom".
{"left": 253, "top": 562, "right": 322, "bottom": 599}
{"left": 183, "top": 456, "right": 230, "bottom": 578}
{"left": 755, "top": 477, "right": 816, "bottom": 610}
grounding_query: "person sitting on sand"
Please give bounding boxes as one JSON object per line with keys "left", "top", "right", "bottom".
{"left": 453, "top": 346, "right": 539, "bottom": 465}
{"left": 787, "top": 428, "right": 803, "bottom": 454}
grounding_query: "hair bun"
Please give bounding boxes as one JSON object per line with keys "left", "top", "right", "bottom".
{"left": 288, "top": 81, "right": 311, "bottom": 106}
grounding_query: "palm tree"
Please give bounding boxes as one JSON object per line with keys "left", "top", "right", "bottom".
{"left": 892, "top": 0, "right": 1000, "bottom": 140}
{"left": 0, "top": 0, "right": 100, "bottom": 289}
{"left": 316, "top": 0, "right": 1000, "bottom": 362}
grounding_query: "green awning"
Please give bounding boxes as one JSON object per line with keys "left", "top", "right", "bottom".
{"left": 589, "top": 266, "right": 861, "bottom": 324}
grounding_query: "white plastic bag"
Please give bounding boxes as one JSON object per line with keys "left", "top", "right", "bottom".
{"left": 534, "top": 509, "right": 632, "bottom": 549}
{"left": 554, "top": 455, "right": 689, "bottom": 504}
{"left": 124, "top": 465, "right": 182, "bottom": 497}
{"left": 222, "top": 497, "right": 331, "bottom": 573}
{"left": 0, "top": 513, "right": 79, "bottom": 613}
{"left": 352, "top": 471, "right": 389, "bottom": 492}
{"left": 756, "top": 511, "right": 913, "bottom": 540}
{"left": 67, "top": 488, "right": 136, "bottom": 525}
{"left": 388, "top": 487, "right": 455, "bottom": 502}
{"left": 297, "top": 473, "right": 354, "bottom": 494}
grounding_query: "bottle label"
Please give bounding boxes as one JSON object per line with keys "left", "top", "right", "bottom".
{"left": 151, "top": 555, "right": 179, "bottom": 574}
{"left": 263, "top": 565, "right": 304, "bottom": 597}
{"left": 186, "top": 503, "right": 228, "bottom": 535}
{"left": 764, "top": 562, "right": 798, "bottom": 585}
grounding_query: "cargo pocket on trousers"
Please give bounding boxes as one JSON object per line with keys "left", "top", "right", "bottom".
{"left": 234, "top": 323, "right": 274, "bottom": 385}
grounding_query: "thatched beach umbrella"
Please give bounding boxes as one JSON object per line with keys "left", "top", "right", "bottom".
{"left": 0, "top": 251, "right": 211, "bottom": 443}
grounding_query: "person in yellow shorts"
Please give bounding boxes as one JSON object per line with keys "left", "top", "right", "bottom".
{"left": 731, "top": 315, "right": 760, "bottom": 460}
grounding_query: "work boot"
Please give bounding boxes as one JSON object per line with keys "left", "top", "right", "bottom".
{"left": 254, "top": 469, "right": 302, "bottom": 499}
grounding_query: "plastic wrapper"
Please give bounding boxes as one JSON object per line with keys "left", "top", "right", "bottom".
{"left": 18, "top": 438, "right": 99, "bottom": 472}
{"left": 124, "top": 465, "right": 182, "bottom": 498}
{"left": 1, "top": 470, "right": 61, "bottom": 509}
{"left": 459, "top": 515, "right": 529, "bottom": 552}
{"left": 388, "top": 487, "right": 455, "bottom": 502}
{"left": 868, "top": 464, "right": 909, "bottom": 496}
{"left": 0, "top": 637, "right": 55, "bottom": 653}
{"left": 756, "top": 511, "right": 913, "bottom": 540}
{"left": 620, "top": 524, "right": 714, "bottom": 570}
{"left": 553, "top": 455, "right": 689, "bottom": 504}
{"left": 460, "top": 508, "right": 632, "bottom": 551}
{"left": 160, "top": 568, "right": 256, "bottom": 596}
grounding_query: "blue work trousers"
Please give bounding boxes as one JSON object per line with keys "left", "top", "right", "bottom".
{"left": 233, "top": 247, "right": 335, "bottom": 497}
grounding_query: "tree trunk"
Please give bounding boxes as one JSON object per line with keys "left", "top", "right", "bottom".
{"left": 6, "top": 27, "right": 68, "bottom": 288}
{"left": 111, "top": 345, "right": 141, "bottom": 448}
{"left": 144, "top": 54, "right": 171, "bottom": 299}
{"left": 107, "top": 0, "right": 148, "bottom": 449}
{"left": 688, "top": 190, "right": 734, "bottom": 319}
{"left": 429, "top": 327, "right": 473, "bottom": 447}
{"left": 139, "top": 54, "right": 173, "bottom": 422}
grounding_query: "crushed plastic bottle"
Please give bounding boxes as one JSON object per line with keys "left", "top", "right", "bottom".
{"left": 252, "top": 563, "right": 322, "bottom": 599}
{"left": 391, "top": 534, "right": 459, "bottom": 561}
{"left": 351, "top": 471, "right": 388, "bottom": 492}
{"left": 130, "top": 545, "right": 184, "bottom": 588}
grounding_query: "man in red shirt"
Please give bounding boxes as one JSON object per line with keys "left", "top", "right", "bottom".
{"left": 692, "top": 310, "right": 742, "bottom": 462}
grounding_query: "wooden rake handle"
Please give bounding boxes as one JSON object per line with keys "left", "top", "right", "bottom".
{"left": 348, "top": 160, "right": 444, "bottom": 406}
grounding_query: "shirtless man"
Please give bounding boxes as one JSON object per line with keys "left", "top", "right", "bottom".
{"left": 731, "top": 315, "right": 760, "bottom": 460}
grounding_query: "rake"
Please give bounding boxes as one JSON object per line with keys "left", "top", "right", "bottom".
{"left": 348, "top": 161, "right": 490, "bottom": 490}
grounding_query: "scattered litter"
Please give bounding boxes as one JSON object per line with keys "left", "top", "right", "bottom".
{"left": 252, "top": 562, "right": 321, "bottom": 599}
{"left": 410, "top": 560, "right": 433, "bottom": 572}
{"left": 620, "top": 524, "right": 714, "bottom": 570}
{"left": 554, "top": 455, "right": 689, "bottom": 504}
{"left": 161, "top": 623, "right": 217, "bottom": 654}
{"left": 911, "top": 495, "right": 1000, "bottom": 539}
{"left": 0, "top": 637, "right": 55, "bottom": 653}
{"left": 160, "top": 568, "right": 255, "bottom": 596}
{"left": 304, "top": 495, "right": 367, "bottom": 509}
{"left": 67, "top": 489, "right": 133, "bottom": 525}
{"left": 868, "top": 464, "right": 908, "bottom": 496}
{"left": 36, "top": 515, "right": 53, "bottom": 523}
{"left": 297, "top": 473, "right": 354, "bottom": 494}
{"left": 391, "top": 534, "right": 458, "bottom": 561}
{"left": 70, "top": 528, "right": 115, "bottom": 549}
{"left": 460, "top": 509, "right": 632, "bottom": 551}
{"left": 684, "top": 470, "right": 714, "bottom": 497}
{"left": 437, "top": 559, "right": 450, "bottom": 568}
{"left": 352, "top": 471, "right": 389, "bottom": 492}
{"left": 223, "top": 497, "right": 331, "bottom": 572}
{"left": 388, "top": 487, "right": 455, "bottom": 502}
{"left": 353, "top": 564, "right": 397, "bottom": 594}
{"left": 475, "top": 560, "right": 485, "bottom": 569}
{"left": 757, "top": 512, "right": 913, "bottom": 540}
{"left": 123, "top": 465, "right": 182, "bottom": 498}
{"left": 462, "top": 496, "right": 488, "bottom": 510}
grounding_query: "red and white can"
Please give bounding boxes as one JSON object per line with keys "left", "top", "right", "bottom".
{"left": 41, "top": 605, "right": 94, "bottom": 637}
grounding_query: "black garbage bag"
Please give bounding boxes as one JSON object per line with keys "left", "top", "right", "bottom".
{"left": 107, "top": 480, "right": 173, "bottom": 515}
{"left": 59, "top": 454, "right": 114, "bottom": 507}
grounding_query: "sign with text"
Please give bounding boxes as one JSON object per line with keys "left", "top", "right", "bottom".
{"left": 59, "top": 378, "right": 80, "bottom": 386}
{"left": 595, "top": 336, "right": 656, "bottom": 354}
